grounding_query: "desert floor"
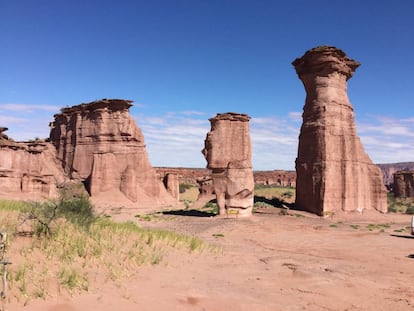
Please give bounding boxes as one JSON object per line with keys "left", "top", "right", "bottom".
{"left": 10, "top": 208, "right": 414, "bottom": 311}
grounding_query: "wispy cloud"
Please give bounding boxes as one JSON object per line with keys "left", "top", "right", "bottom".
{"left": 136, "top": 113, "right": 300, "bottom": 170}
{"left": 0, "top": 103, "right": 59, "bottom": 113}
{"left": 356, "top": 115, "right": 414, "bottom": 163}
{"left": 288, "top": 111, "right": 302, "bottom": 122}
{"left": 134, "top": 113, "right": 210, "bottom": 168}
{"left": 0, "top": 104, "right": 58, "bottom": 140}
{"left": 1, "top": 105, "right": 413, "bottom": 169}
{"left": 0, "top": 116, "right": 27, "bottom": 125}
{"left": 177, "top": 110, "right": 207, "bottom": 116}
{"left": 250, "top": 116, "right": 299, "bottom": 169}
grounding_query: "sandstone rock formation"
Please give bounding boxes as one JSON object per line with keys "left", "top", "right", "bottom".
{"left": 155, "top": 167, "right": 211, "bottom": 186}
{"left": 189, "top": 176, "right": 216, "bottom": 210}
{"left": 254, "top": 170, "right": 296, "bottom": 187}
{"left": 378, "top": 162, "right": 414, "bottom": 189}
{"left": 202, "top": 113, "right": 254, "bottom": 217}
{"left": 49, "top": 99, "right": 176, "bottom": 208}
{"left": 292, "top": 46, "right": 387, "bottom": 215}
{"left": 163, "top": 173, "right": 179, "bottom": 202}
{"left": 393, "top": 171, "right": 414, "bottom": 198}
{"left": 0, "top": 128, "right": 66, "bottom": 199}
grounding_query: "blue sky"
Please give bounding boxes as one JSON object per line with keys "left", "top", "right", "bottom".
{"left": 1, "top": 0, "right": 413, "bottom": 170}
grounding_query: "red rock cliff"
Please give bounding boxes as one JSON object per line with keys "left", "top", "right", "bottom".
{"left": 0, "top": 128, "right": 66, "bottom": 199}
{"left": 49, "top": 99, "right": 176, "bottom": 208}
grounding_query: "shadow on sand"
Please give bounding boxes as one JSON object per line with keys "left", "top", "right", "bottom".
{"left": 162, "top": 209, "right": 216, "bottom": 217}
{"left": 165, "top": 197, "right": 297, "bottom": 218}
{"left": 390, "top": 234, "right": 414, "bottom": 239}
{"left": 254, "top": 196, "right": 296, "bottom": 210}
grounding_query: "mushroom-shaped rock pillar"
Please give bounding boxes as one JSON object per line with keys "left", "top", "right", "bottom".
{"left": 292, "top": 46, "right": 387, "bottom": 216}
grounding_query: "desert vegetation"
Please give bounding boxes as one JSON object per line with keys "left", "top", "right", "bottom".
{"left": 387, "top": 192, "right": 414, "bottom": 214}
{"left": 0, "top": 183, "right": 411, "bottom": 309}
{"left": 0, "top": 190, "right": 208, "bottom": 306}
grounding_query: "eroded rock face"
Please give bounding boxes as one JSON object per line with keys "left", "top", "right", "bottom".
{"left": 292, "top": 46, "right": 387, "bottom": 215}
{"left": 202, "top": 113, "right": 254, "bottom": 217}
{"left": 0, "top": 128, "right": 66, "bottom": 199}
{"left": 163, "top": 173, "right": 179, "bottom": 202}
{"left": 393, "top": 171, "right": 414, "bottom": 198}
{"left": 49, "top": 99, "right": 176, "bottom": 208}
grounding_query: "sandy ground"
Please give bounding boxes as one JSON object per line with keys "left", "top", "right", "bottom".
{"left": 10, "top": 208, "right": 414, "bottom": 311}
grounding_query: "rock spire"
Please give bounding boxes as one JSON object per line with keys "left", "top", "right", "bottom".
{"left": 292, "top": 46, "right": 387, "bottom": 215}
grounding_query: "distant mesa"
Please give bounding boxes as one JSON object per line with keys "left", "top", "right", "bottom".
{"left": 293, "top": 46, "right": 387, "bottom": 215}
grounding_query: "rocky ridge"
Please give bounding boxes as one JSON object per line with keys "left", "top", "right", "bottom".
{"left": 49, "top": 99, "right": 176, "bottom": 208}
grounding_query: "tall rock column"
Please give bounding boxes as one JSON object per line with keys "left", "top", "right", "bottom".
{"left": 202, "top": 113, "right": 254, "bottom": 217}
{"left": 292, "top": 46, "right": 387, "bottom": 215}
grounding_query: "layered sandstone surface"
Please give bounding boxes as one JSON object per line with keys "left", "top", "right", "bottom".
{"left": 0, "top": 128, "right": 66, "bottom": 199}
{"left": 292, "top": 46, "right": 387, "bottom": 215}
{"left": 49, "top": 99, "right": 176, "bottom": 208}
{"left": 393, "top": 171, "right": 414, "bottom": 198}
{"left": 202, "top": 113, "right": 254, "bottom": 217}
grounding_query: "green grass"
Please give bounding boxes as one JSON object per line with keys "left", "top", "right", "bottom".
{"left": 59, "top": 267, "right": 89, "bottom": 291}
{"left": 0, "top": 197, "right": 210, "bottom": 303}
{"left": 366, "top": 223, "right": 391, "bottom": 231}
{"left": 254, "top": 185, "right": 295, "bottom": 202}
{"left": 387, "top": 193, "right": 414, "bottom": 214}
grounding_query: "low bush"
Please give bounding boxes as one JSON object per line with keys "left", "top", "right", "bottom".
{"left": 179, "top": 183, "right": 193, "bottom": 194}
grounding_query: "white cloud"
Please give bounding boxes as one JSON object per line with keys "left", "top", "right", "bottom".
{"left": 0, "top": 115, "right": 27, "bottom": 125}
{"left": 1, "top": 105, "right": 413, "bottom": 170}
{"left": 177, "top": 110, "right": 207, "bottom": 116}
{"left": 0, "top": 103, "right": 59, "bottom": 113}
{"left": 288, "top": 111, "right": 302, "bottom": 122}
{"left": 138, "top": 113, "right": 300, "bottom": 170}
{"left": 356, "top": 115, "right": 414, "bottom": 164}
{"left": 0, "top": 104, "right": 57, "bottom": 140}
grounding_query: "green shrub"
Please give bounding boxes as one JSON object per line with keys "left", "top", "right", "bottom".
{"left": 406, "top": 206, "right": 414, "bottom": 215}
{"left": 179, "top": 183, "right": 193, "bottom": 193}
{"left": 203, "top": 202, "right": 218, "bottom": 214}
{"left": 282, "top": 190, "right": 293, "bottom": 198}
{"left": 253, "top": 201, "right": 274, "bottom": 208}
{"left": 57, "top": 196, "right": 95, "bottom": 230}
